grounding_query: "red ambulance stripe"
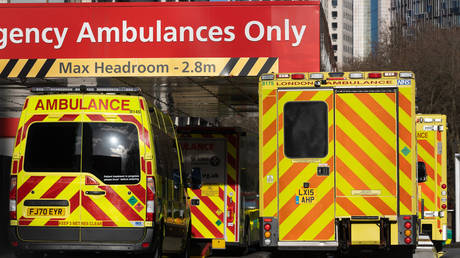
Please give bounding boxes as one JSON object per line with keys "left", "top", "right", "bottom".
{"left": 399, "top": 183, "right": 413, "bottom": 211}
{"left": 355, "top": 93, "right": 396, "bottom": 134}
{"left": 99, "top": 186, "right": 143, "bottom": 221}
{"left": 419, "top": 140, "right": 435, "bottom": 156}
{"left": 337, "top": 96, "right": 396, "bottom": 165}
{"left": 81, "top": 194, "right": 115, "bottom": 225}
{"left": 400, "top": 156, "right": 413, "bottom": 179}
{"left": 336, "top": 127, "right": 396, "bottom": 195}
{"left": 103, "top": 221, "right": 117, "bottom": 227}
{"left": 336, "top": 157, "right": 370, "bottom": 190}
{"left": 15, "top": 127, "right": 22, "bottom": 146}
{"left": 278, "top": 113, "right": 283, "bottom": 130}
{"left": 399, "top": 92, "right": 412, "bottom": 116}
{"left": 12, "top": 160, "right": 18, "bottom": 175}
{"left": 313, "top": 219, "right": 335, "bottom": 240}
{"left": 363, "top": 197, "right": 395, "bottom": 215}
{"left": 191, "top": 225, "right": 204, "bottom": 238}
{"left": 263, "top": 183, "right": 276, "bottom": 209}
{"left": 278, "top": 91, "right": 287, "bottom": 100}
{"left": 23, "top": 98, "right": 29, "bottom": 110}
{"left": 199, "top": 196, "right": 224, "bottom": 221}
{"left": 227, "top": 175, "right": 236, "bottom": 193}
{"left": 421, "top": 183, "right": 435, "bottom": 203}
{"left": 399, "top": 124, "right": 412, "bottom": 147}
{"left": 18, "top": 156, "right": 23, "bottom": 173}
{"left": 86, "top": 114, "right": 106, "bottom": 121}
{"left": 190, "top": 206, "right": 221, "bottom": 237}
{"left": 263, "top": 120, "right": 276, "bottom": 146}
{"left": 326, "top": 94, "right": 333, "bottom": 111}
{"left": 127, "top": 184, "right": 146, "bottom": 205}
{"left": 22, "top": 114, "right": 47, "bottom": 140}
{"left": 19, "top": 217, "right": 33, "bottom": 226}
{"left": 59, "top": 114, "right": 79, "bottom": 121}
{"left": 17, "top": 176, "right": 45, "bottom": 204}
{"left": 263, "top": 95, "right": 275, "bottom": 115}
{"left": 263, "top": 152, "right": 276, "bottom": 177}
{"left": 69, "top": 191, "right": 80, "bottom": 214}
{"left": 284, "top": 188, "right": 334, "bottom": 240}
{"left": 40, "top": 176, "right": 76, "bottom": 199}
{"left": 279, "top": 196, "right": 296, "bottom": 223}
{"left": 141, "top": 157, "right": 146, "bottom": 173}
{"left": 45, "top": 220, "right": 60, "bottom": 226}
{"left": 336, "top": 191, "right": 366, "bottom": 216}
{"left": 119, "top": 115, "right": 151, "bottom": 149}
{"left": 139, "top": 98, "right": 145, "bottom": 110}
{"left": 295, "top": 90, "right": 317, "bottom": 101}
{"left": 227, "top": 153, "right": 237, "bottom": 171}
{"left": 279, "top": 163, "right": 309, "bottom": 191}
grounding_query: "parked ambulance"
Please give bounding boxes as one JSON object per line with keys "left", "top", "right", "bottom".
{"left": 8, "top": 86, "right": 190, "bottom": 258}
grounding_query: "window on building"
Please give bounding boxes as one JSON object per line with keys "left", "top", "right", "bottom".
{"left": 332, "top": 22, "right": 338, "bottom": 29}
{"left": 332, "top": 0, "right": 337, "bottom": 7}
{"left": 333, "top": 45, "right": 338, "bottom": 50}
{"left": 332, "top": 11, "right": 338, "bottom": 18}
{"left": 332, "top": 34, "right": 338, "bottom": 40}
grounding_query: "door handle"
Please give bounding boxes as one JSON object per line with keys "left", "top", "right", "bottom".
{"left": 85, "top": 191, "right": 105, "bottom": 196}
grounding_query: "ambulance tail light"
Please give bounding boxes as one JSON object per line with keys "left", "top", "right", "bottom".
{"left": 368, "top": 72, "right": 382, "bottom": 78}
{"left": 146, "top": 176, "right": 156, "bottom": 222}
{"left": 9, "top": 176, "right": 17, "bottom": 220}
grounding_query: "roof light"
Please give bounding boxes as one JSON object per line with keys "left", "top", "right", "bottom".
{"left": 276, "top": 74, "right": 290, "bottom": 78}
{"left": 435, "top": 118, "right": 442, "bottom": 122}
{"left": 261, "top": 74, "right": 275, "bottom": 80}
{"left": 400, "top": 72, "right": 413, "bottom": 78}
{"left": 442, "top": 184, "right": 447, "bottom": 189}
{"left": 291, "top": 73, "right": 305, "bottom": 79}
{"left": 329, "top": 72, "right": 344, "bottom": 77}
{"left": 309, "top": 73, "right": 324, "bottom": 79}
{"left": 349, "top": 73, "right": 363, "bottom": 79}
{"left": 384, "top": 72, "right": 397, "bottom": 77}
{"left": 368, "top": 73, "right": 382, "bottom": 78}
{"left": 31, "top": 86, "right": 140, "bottom": 93}
{"left": 424, "top": 118, "right": 433, "bottom": 123}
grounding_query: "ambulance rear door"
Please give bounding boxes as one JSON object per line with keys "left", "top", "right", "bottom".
{"left": 276, "top": 88, "right": 335, "bottom": 243}
{"left": 80, "top": 95, "right": 147, "bottom": 242}
{"left": 17, "top": 95, "right": 83, "bottom": 242}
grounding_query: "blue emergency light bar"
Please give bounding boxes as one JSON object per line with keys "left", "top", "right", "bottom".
{"left": 31, "top": 85, "right": 141, "bottom": 94}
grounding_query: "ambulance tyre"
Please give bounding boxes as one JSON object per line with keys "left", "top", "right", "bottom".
{"left": 433, "top": 241, "right": 443, "bottom": 252}
{"left": 239, "top": 218, "right": 250, "bottom": 255}
{"left": 178, "top": 224, "right": 191, "bottom": 258}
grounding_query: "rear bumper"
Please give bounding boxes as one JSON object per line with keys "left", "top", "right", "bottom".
{"left": 9, "top": 226, "right": 156, "bottom": 253}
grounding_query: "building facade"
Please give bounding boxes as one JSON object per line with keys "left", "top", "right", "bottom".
{"left": 391, "top": 0, "right": 460, "bottom": 28}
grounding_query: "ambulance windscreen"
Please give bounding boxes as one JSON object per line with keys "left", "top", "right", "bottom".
{"left": 283, "top": 101, "right": 328, "bottom": 159}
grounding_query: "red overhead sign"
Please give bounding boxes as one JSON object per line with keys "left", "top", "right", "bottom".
{"left": 0, "top": 2, "right": 320, "bottom": 72}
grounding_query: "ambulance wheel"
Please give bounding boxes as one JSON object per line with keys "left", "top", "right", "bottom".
{"left": 433, "top": 241, "right": 443, "bottom": 252}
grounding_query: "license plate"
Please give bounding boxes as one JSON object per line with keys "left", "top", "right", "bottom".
{"left": 212, "top": 239, "right": 226, "bottom": 249}
{"left": 26, "top": 207, "right": 66, "bottom": 217}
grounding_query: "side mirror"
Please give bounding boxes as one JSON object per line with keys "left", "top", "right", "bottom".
{"left": 417, "top": 161, "right": 427, "bottom": 183}
{"left": 191, "top": 167, "right": 202, "bottom": 190}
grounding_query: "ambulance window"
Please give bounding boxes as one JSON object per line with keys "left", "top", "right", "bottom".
{"left": 82, "top": 123, "right": 140, "bottom": 184}
{"left": 24, "top": 123, "right": 81, "bottom": 172}
{"left": 284, "top": 101, "right": 328, "bottom": 158}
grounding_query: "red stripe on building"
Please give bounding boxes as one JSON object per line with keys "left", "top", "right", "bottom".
{"left": 59, "top": 114, "right": 79, "bottom": 121}
{"left": 190, "top": 206, "right": 221, "bottom": 237}
{"left": 99, "top": 186, "right": 143, "bottom": 221}
{"left": 17, "top": 176, "right": 45, "bottom": 204}
{"left": 81, "top": 194, "right": 115, "bottom": 225}
{"left": 0, "top": 118, "right": 20, "bottom": 138}
{"left": 127, "top": 184, "right": 146, "bottom": 205}
{"left": 40, "top": 176, "right": 76, "bottom": 199}
{"left": 22, "top": 114, "right": 47, "bottom": 140}
{"left": 86, "top": 114, "right": 106, "bottom": 121}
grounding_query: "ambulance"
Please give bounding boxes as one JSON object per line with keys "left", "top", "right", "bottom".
{"left": 416, "top": 114, "right": 447, "bottom": 251}
{"left": 8, "top": 86, "right": 191, "bottom": 257}
{"left": 177, "top": 127, "right": 259, "bottom": 254}
{"left": 258, "top": 72, "right": 420, "bottom": 256}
